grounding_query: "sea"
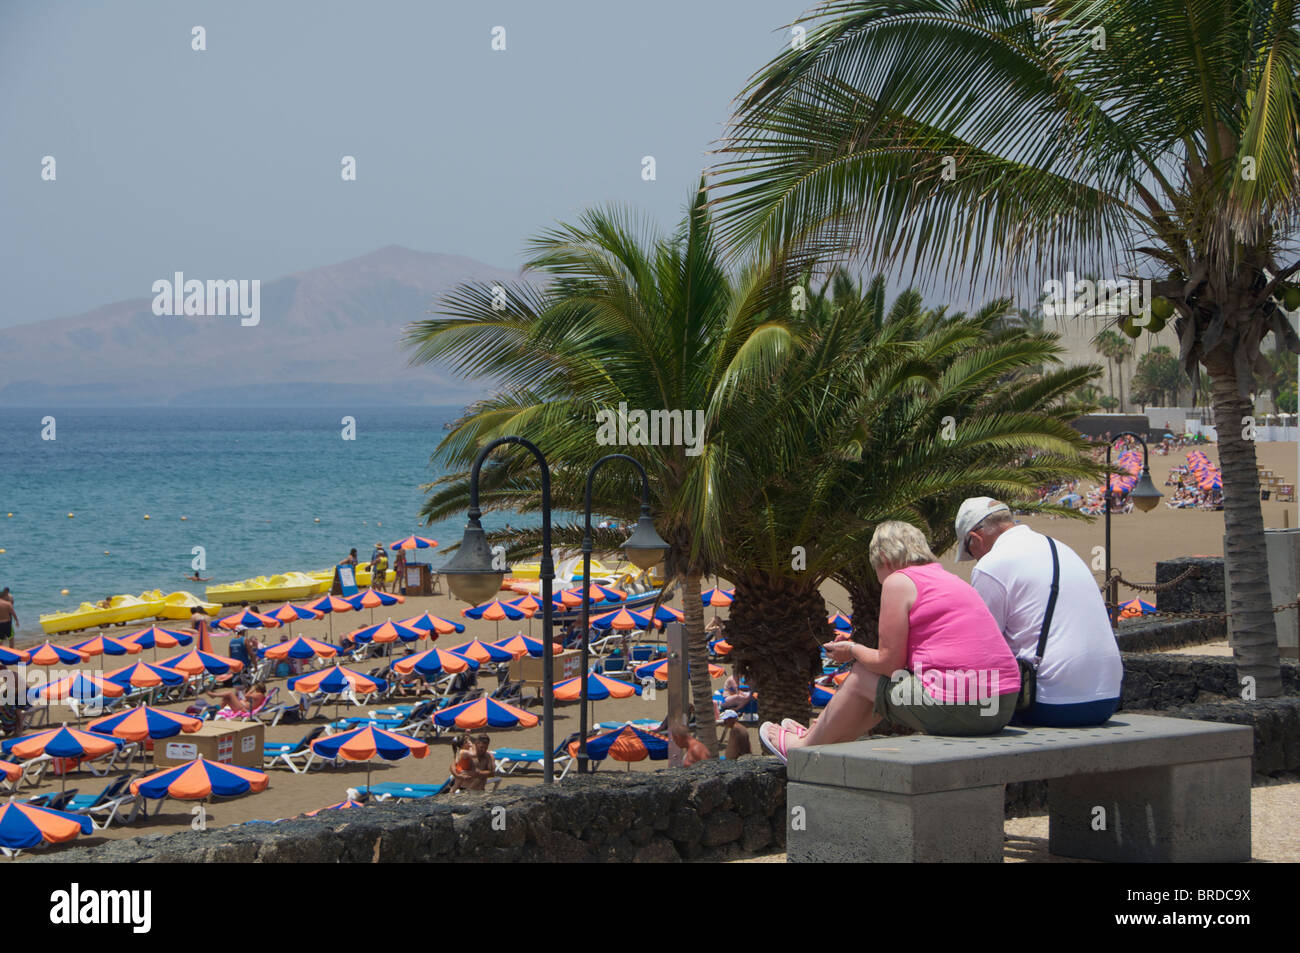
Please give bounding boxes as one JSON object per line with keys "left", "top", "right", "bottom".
{"left": 0, "top": 405, "right": 536, "bottom": 636}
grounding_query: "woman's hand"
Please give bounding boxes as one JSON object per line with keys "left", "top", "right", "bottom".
{"left": 826, "top": 637, "right": 857, "bottom": 663}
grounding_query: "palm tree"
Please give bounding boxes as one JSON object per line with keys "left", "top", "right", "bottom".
{"left": 714, "top": 0, "right": 1299, "bottom": 695}
{"left": 404, "top": 186, "right": 791, "bottom": 754}
{"left": 692, "top": 276, "right": 1102, "bottom": 723}
{"left": 1095, "top": 329, "right": 1134, "bottom": 412}
{"left": 1094, "top": 330, "right": 1121, "bottom": 406}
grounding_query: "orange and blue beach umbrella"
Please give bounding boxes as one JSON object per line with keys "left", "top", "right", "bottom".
{"left": 635, "top": 658, "right": 724, "bottom": 681}
{"left": 304, "top": 798, "right": 365, "bottom": 816}
{"left": 346, "top": 588, "right": 405, "bottom": 610}
{"left": 811, "top": 683, "right": 837, "bottom": 707}
{"left": 446, "top": 638, "right": 514, "bottom": 664}
{"left": 392, "top": 648, "right": 477, "bottom": 680}
{"left": 69, "top": 634, "right": 144, "bottom": 658}
{"left": 398, "top": 612, "right": 464, "bottom": 636}
{"left": 564, "top": 583, "right": 626, "bottom": 605}
{"left": 0, "top": 646, "right": 29, "bottom": 664}
{"left": 27, "top": 641, "right": 88, "bottom": 666}
{"left": 1118, "top": 598, "right": 1157, "bottom": 619}
{"left": 11, "top": 726, "right": 123, "bottom": 792}
{"left": 709, "top": 639, "right": 732, "bottom": 656}
{"left": 289, "top": 664, "right": 386, "bottom": 696}
{"left": 554, "top": 672, "right": 640, "bottom": 701}
{"left": 159, "top": 649, "right": 244, "bottom": 678}
{"left": 106, "top": 660, "right": 186, "bottom": 689}
{"left": 31, "top": 673, "right": 127, "bottom": 705}
{"left": 701, "top": 587, "right": 735, "bottom": 607}
{"left": 491, "top": 634, "right": 560, "bottom": 659}
{"left": 305, "top": 594, "right": 355, "bottom": 614}
{"left": 217, "top": 608, "right": 281, "bottom": 631}
{"left": 0, "top": 801, "right": 92, "bottom": 854}
{"left": 389, "top": 535, "right": 438, "bottom": 550}
{"left": 827, "top": 613, "right": 852, "bottom": 632}
{"left": 0, "top": 760, "right": 21, "bottom": 783}
{"left": 267, "top": 603, "right": 324, "bottom": 634}
{"left": 591, "top": 607, "right": 661, "bottom": 631}
{"left": 309, "top": 724, "right": 429, "bottom": 785}
{"left": 349, "top": 620, "right": 425, "bottom": 646}
{"left": 464, "top": 598, "right": 533, "bottom": 639}
{"left": 652, "top": 605, "right": 685, "bottom": 624}
{"left": 89, "top": 704, "right": 203, "bottom": 743}
{"left": 433, "top": 696, "right": 539, "bottom": 730}
{"left": 131, "top": 756, "right": 269, "bottom": 801}
{"left": 121, "top": 625, "right": 194, "bottom": 651}
{"left": 568, "top": 723, "right": 668, "bottom": 767}
{"left": 263, "top": 636, "right": 338, "bottom": 660}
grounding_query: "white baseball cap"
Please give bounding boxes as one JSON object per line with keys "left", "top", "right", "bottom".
{"left": 954, "top": 497, "right": 1010, "bottom": 562}
{"left": 719, "top": 710, "right": 739, "bottom": 722}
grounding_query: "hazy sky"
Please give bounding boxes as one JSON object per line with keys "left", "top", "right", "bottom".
{"left": 0, "top": 0, "right": 816, "bottom": 329}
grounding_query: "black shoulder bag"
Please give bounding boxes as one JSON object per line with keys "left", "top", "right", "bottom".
{"left": 1016, "top": 537, "right": 1060, "bottom": 711}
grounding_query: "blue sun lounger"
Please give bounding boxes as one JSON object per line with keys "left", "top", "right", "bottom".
{"left": 355, "top": 779, "right": 451, "bottom": 801}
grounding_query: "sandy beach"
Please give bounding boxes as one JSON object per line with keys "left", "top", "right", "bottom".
{"left": 4, "top": 438, "right": 1297, "bottom": 858}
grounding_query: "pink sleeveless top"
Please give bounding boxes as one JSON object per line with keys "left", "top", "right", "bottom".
{"left": 896, "top": 562, "right": 1020, "bottom": 703}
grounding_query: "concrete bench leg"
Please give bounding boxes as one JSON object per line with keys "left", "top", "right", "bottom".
{"left": 787, "top": 781, "right": 1004, "bottom": 863}
{"left": 1048, "top": 757, "right": 1252, "bottom": 862}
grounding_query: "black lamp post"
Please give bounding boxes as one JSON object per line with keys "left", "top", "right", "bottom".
{"left": 1104, "top": 431, "right": 1163, "bottom": 624}
{"left": 441, "top": 436, "right": 558, "bottom": 782}
{"left": 578, "top": 454, "right": 670, "bottom": 773}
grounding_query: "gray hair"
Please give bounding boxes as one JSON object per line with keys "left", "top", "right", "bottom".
{"left": 868, "top": 521, "right": 938, "bottom": 571}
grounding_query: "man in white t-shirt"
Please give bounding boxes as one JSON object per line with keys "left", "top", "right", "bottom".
{"left": 955, "top": 497, "right": 1122, "bottom": 726}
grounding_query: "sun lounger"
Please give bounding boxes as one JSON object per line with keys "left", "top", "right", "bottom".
{"left": 63, "top": 774, "right": 141, "bottom": 830}
{"left": 263, "top": 726, "right": 326, "bottom": 773}
{"left": 355, "top": 778, "right": 451, "bottom": 801}
{"left": 494, "top": 733, "right": 580, "bottom": 781}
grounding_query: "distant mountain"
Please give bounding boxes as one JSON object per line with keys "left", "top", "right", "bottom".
{"left": 0, "top": 246, "right": 520, "bottom": 406}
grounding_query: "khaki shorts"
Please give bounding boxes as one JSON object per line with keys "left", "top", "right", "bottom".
{"left": 875, "top": 673, "right": 1017, "bottom": 736}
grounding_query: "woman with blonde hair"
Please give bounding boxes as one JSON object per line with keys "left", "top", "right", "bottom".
{"left": 760, "top": 520, "right": 1020, "bottom": 762}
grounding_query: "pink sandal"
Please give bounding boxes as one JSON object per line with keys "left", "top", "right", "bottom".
{"left": 759, "top": 722, "right": 792, "bottom": 763}
{"left": 781, "top": 718, "right": 808, "bottom": 737}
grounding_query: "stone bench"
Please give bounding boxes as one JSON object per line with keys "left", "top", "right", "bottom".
{"left": 786, "top": 714, "right": 1252, "bottom": 863}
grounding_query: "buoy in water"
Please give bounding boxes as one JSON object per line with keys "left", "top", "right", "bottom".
{"left": 314, "top": 518, "right": 321, "bottom": 523}
{"left": 0, "top": 548, "right": 6, "bottom": 554}
{"left": 103, "top": 550, "right": 110, "bottom": 555}
{"left": 60, "top": 588, "right": 69, "bottom": 595}
{"left": 67, "top": 513, "right": 75, "bottom": 518}
{"left": 180, "top": 516, "right": 187, "bottom": 521}
{"left": 144, "top": 514, "right": 150, "bottom": 520}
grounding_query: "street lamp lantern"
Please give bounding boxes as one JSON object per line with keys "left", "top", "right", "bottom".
{"left": 622, "top": 511, "right": 670, "bottom": 571}
{"left": 1130, "top": 468, "right": 1163, "bottom": 512}
{"left": 441, "top": 515, "right": 508, "bottom": 606}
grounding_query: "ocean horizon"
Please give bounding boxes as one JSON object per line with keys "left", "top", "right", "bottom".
{"left": 0, "top": 404, "right": 538, "bottom": 635}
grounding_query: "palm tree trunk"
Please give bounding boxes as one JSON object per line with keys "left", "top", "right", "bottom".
{"left": 680, "top": 571, "right": 718, "bottom": 756}
{"left": 727, "top": 575, "right": 824, "bottom": 726}
{"left": 841, "top": 572, "right": 881, "bottom": 649}
{"left": 1117, "top": 359, "right": 1126, "bottom": 412}
{"left": 1208, "top": 359, "right": 1282, "bottom": 696}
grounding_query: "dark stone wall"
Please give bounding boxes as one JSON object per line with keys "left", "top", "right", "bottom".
{"left": 1116, "top": 615, "right": 1226, "bottom": 653}
{"left": 34, "top": 758, "right": 787, "bottom": 864}
{"left": 1154, "top": 556, "right": 1225, "bottom": 614}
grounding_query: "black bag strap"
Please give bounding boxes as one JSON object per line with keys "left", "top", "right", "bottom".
{"left": 1035, "top": 537, "right": 1061, "bottom": 663}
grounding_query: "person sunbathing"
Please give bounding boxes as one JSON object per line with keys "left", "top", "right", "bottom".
{"left": 205, "top": 682, "right": 266, "bottom": 712}
{"left": 720, "top": 674, "right": 755, "bottom": 712}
